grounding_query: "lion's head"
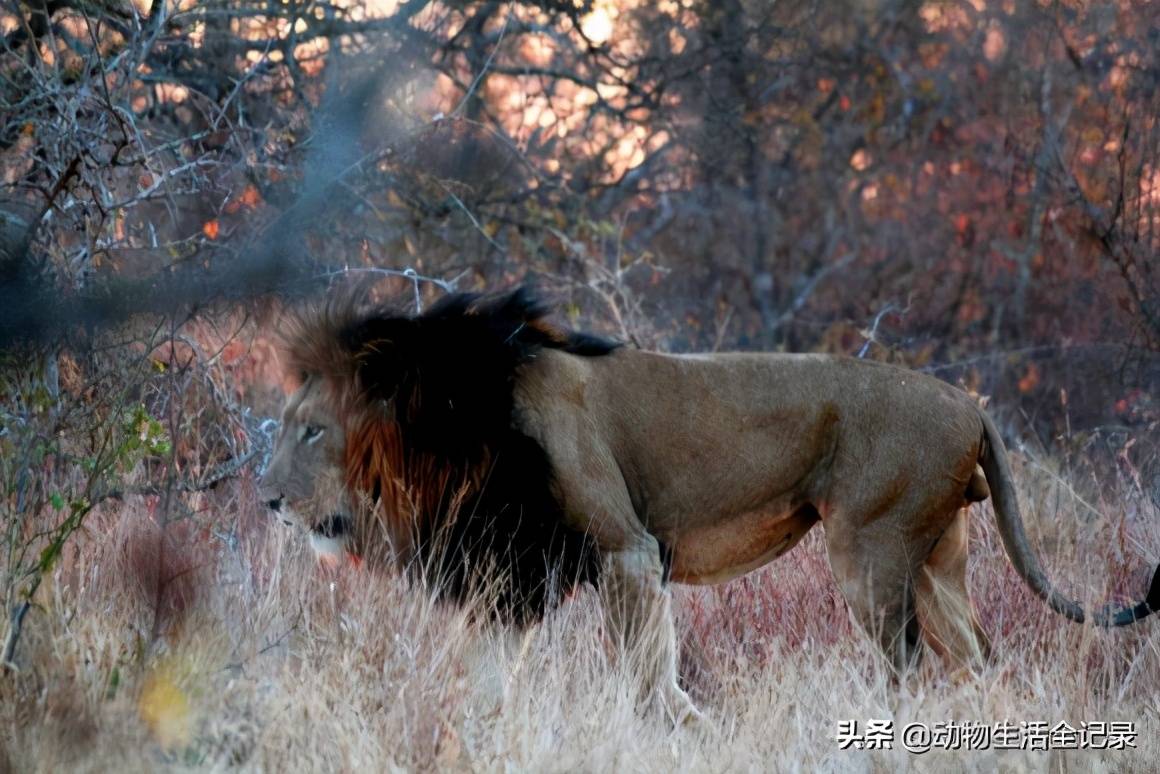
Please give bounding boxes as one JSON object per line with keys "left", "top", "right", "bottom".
{"left": 258, "top": 374, "right": 353, "bottom": 559}
{"left": 258, "top": 287, "right": 617, "bottom": 622}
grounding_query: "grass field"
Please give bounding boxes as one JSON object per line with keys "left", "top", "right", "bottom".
{"left": 2, "top": 448, "right": 1157, "bottom": 773}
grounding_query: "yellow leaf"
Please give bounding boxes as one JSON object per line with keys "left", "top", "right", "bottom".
{"left": 139, "top": 667, "right": 191, "bottom": 750}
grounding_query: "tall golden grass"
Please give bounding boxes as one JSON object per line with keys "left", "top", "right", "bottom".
{"left": 2, "top": 452, "right": 1156, "bottom": 772}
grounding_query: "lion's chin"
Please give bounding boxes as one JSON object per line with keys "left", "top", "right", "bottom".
{"left": 309, "top": 531, "right": 350, "bottom": 562}
{"left": 309, "top": 514, "right": 352, "bottom": 562}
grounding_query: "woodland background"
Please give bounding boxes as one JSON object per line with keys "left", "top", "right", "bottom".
{"left": 1, "top": 1, "right": 1158, "bottom": 770}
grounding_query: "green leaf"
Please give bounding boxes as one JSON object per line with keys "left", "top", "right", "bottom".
{"left": 38, "top": 541, "right": 63, "bottom": 573}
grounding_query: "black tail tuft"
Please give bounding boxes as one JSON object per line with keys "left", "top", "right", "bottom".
{"left": 1147, "top": 563, "right": 1160, "bottom": 614}
{"left": 1093, "top": 562, "right": 1160, "bottom": 627}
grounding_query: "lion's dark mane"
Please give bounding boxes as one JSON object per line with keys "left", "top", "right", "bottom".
{"left": 293, "top": 287, "right": 618, "bottom": 624}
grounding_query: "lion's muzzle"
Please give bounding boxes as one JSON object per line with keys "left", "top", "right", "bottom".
{"left": 262, "top": 494, "right": 296, "bottom": 526}
{"left": 262, "top": 491, "right": 311, "bottom": 531}
{"left": 309, "top": 514, "right": 352, "bottom": 560}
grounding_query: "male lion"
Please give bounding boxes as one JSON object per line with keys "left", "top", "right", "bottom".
{"left": 259, "top": 287, "right": 1159, "bottom": 724}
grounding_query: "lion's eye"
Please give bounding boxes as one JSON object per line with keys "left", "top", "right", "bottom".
{"left": 301, "top": 425, "right": 325, "bottom": 444}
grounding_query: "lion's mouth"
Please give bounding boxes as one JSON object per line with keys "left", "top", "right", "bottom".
{"left": 315, "top": 514, "right": 351, "bottom": 539}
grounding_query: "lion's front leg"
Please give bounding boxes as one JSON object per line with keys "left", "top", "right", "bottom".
{"left": 602, "top": 536, "right": 702, "bottom": 726}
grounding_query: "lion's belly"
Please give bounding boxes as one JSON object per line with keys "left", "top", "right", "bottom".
{"left": 665, "top": 505, "right": 819, "bottom": 585}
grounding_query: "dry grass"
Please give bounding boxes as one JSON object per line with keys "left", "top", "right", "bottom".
{"left": 2, "top": 454, "right": 1157, "bottom": 773}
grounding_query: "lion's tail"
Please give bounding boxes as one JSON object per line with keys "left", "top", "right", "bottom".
{"left": 979, "top": 409, "right": 1160, "bottom": 627}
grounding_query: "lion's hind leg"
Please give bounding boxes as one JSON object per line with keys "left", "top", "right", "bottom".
{"left": 602, "top": 535, "right": 702, "bottom": 726}
{"left": 824, "top": 517, "right": 924, "bottom": 676}
{"left": 915, "top": 508, "right": 991, "bottom": 669}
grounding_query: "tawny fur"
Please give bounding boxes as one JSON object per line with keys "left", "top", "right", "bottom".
{"left": 259, "top": 287, "right": 1160, "bottom": 725}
